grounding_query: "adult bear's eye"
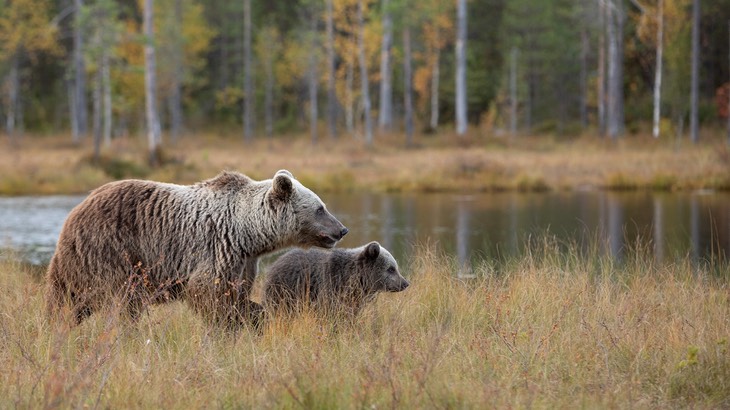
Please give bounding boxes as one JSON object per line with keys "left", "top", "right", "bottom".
{"left": 387, "top": 266, "right": 396, "bottom": 274}
{"left": 316, "top": 206, "right": 325, "bottom": 215}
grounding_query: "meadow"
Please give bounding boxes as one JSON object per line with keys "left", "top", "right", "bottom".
{"left": 1, "top": 131, "right": 730, "bottom": 195}
{"left": 1, "top": 240, "right": 728, "bottom": 408}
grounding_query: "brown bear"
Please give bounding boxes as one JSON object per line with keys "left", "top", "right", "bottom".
{"left": 263, "top": 242, "right": 409, "bottom": 320}
{"left": 45, "top": 169, "right": 348, "bottom": 329}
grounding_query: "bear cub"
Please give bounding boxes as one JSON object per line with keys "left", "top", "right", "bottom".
{"left": 263, "top": 242, "right": 409, "bottom": 319}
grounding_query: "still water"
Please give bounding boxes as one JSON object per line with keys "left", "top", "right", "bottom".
{"left": 1, "top": 192, "right": 729, "bottom": 266}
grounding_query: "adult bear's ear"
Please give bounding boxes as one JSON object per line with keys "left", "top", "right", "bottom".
{"left": 275, "top": 169, "right": 294, "bottom": 179}
{"left": 359, "top": 241, "right": 381, "bottom": 261}
{"left": 269, "top": 172, "right": 294, "bottom": 204}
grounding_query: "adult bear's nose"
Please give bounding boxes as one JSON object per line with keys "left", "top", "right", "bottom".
{"left": 339, "top": 227, "right": 349, "bottom": 239}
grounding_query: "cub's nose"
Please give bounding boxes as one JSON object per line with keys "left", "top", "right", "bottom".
{"left": 339, "top": 227, "right": 349, "bottom": 239}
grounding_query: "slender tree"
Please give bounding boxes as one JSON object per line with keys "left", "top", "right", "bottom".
{"left": 378, "top": 0, "right": 393, "bottom": 131}
{"left": 168, "top": 0, "right": 183, "bottom": 143}
{"left": 403, "top": 23, "right": 413, "bottom": 146}
{"left": 653, "top": 0, "right": 664, "bottom": 138}
{"left": 73, "top": 0, "right": 88, "bottom": 143}
{"left": 689, "top": 0, "right": 700, "bottom": 143}
{"left": 430, "top": 33, "right": 440, "bottom": 131}
{"left": 455, "top": 0, "right": 467, "bottom": 136}
{"left": 308, "top": 12, "right": 319, "bottom": 145}
{"left": 143, "top": 0, "right": 162, "bottom": 165}
{"left": 598, "top": 0, "right": 606, "bottom": 136}
{"left": 325, "top": 0, "right": 337, "bottom": 139}
{"left": 510, "top": 47, "right": 518, "bottom": 136}
{"left": 357, "top": 0, "right": 373, "bottom": 145}
{"left": 242, "top": 0, "right": 253, "bottom": 141}
{"left": 606, "top": 0, "right": 624, "bottom": 139}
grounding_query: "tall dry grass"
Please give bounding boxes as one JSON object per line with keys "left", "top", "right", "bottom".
{"left": 1, "top": 132, "right": 730, "bottom": 195}
{"left": 1, "top": 240, "right": 728, "bottom": 408}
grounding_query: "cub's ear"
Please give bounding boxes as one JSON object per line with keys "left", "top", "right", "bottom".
{"left": 269, "top": 173, "right": 294, "bottom": 204}
{"left": 359, "top": 241, "right": 381, "bottom": 261}
{"left": 275, "top": 169, "right": 294, "bottom": 179}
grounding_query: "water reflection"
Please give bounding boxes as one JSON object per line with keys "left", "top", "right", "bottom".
{"left": 1, "top": 191, "right": 729, "bottom": 267}
{"left": 326, "top": 191, "right": 730, "bottom": 268}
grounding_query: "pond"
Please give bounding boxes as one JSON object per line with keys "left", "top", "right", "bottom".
{"left": 1, "top": 191, "right": 729, "bottom": 267}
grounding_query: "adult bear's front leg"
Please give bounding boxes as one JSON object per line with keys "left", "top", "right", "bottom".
{"left": 185, "top": 259, "right": 263, "bottom": 331}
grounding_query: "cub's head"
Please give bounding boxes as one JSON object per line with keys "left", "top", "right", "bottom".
{"left": 357, "top": 242, "right": 409, "bottom": 293}
{"left": 266, "top": 169, "right": 348, "bottom": 249}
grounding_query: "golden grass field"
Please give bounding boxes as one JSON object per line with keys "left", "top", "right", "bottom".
{"left": 1, "top": 130, "right": 729, "bottom": 195}
{"left": 0, "top": 240, "right": 728, "bottom": 408}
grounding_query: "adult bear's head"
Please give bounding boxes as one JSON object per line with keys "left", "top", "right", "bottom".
{"left": 266, "top": 169, "right": 348, "bottom": 249}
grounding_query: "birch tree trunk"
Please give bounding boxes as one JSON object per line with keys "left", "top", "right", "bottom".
{"left": 430, "top": 39, "right": 440, "bottom": 131}
{"left": 264, "top": 46, "right": 274, "bottom": 141}
{"left": 510, "top": 47, "right": 518, "bottom": 136}
{"left": 73, "top": 0, "right": 88, "bottom": 143}
{"left": 403, "top": 25, "right": 413, "bottom": 146}
{"left": 143, "top": 0, "right": 162, "bottom": 166}
{"left": 5, "top": 55, "right": 19, "bottom": 139}
{"left": 242, "top": 0, "right": 253, "bottom": 141}
{"left": 652, "top": 0, "right": 664, "bottom": 138}
{"left": 309, "top": 14, "right": 319, "bottom": 146}
{"left": 169, "top": 0, "right": 183, "bottom": 143}
{"left": 357, "top": 0, "right": 373, "bottom": 145}
{"left": 325, "top": 0, "right": 337, "bottom": 139}
{"left": 597, "top": 0, "right": 606, "bottom": 136}
{"left": 102, "top": 48, "right": 112, "bottom": 147}
{"left": 455, "top": 0, "right": 467, "bottom": 136}
{"left": 689, "top": 0, "right": 700, "bottom": 143}
{"left": 346, "top": 61, "right": 354, "bottom": 134}
{"left": 92, "top": 65, "right": 102, "bottom": 162}
{"left": 378, "top": 0, "right": 393, "bottom": 131}
{"left": 580, "top": 26, "right": 589, "bottom": 129}
{"left": 606, "top": 0, "right": 623, "bottom": 139}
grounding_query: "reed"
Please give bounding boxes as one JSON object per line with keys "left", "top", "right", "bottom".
{"left": 1, "top": 238, "right": 728, "bottom": 408}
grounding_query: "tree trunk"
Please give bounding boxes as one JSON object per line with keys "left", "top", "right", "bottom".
{"left": 74, "top": 0, "right": 88, "bottom": 143}
{"left": 597, "top": 0, "right": 606, "bottom": 137}
{"left": 403, "top": 25, "right": 413, "bottom": 146}
{"left": 325, "top": 0, "right": 337, "bottom": 139}
{"left": 309, "top": 14, "right": 319, "bottom": 146}
{"left": 455, "top": 0, "right": 467, "bottom": 136}
{"left": 357, "top": 0, "right": 373, "bottom": 145}
{"left": 102, "top": 48, "right": 112, "bottom": 147}
{"left": 169, "top": 0, "right": 183, "bottom": 143}
{"left": 346, "top": 60, "right": 354, "bottom": 134}
{"left": 689, "top": 0, "right": 700, "bottom": 143}
{"left": 652, "top": 0, "right": 664, "bottom": 138}
{"left": 378, "top": 0, "right": 393, "bottom": 131}
{"left": 510, "top": 47, "right": 518, "bottom": 136}
{"left": 616, "top": 0, "right": 625, "bottom": 134}
{"left": 430, "top": 40, "right": 440, "bottom": 131}
{"left": 242, "top": 0, "right": 253, "bottom": 141}
{"left": 92, "top": 64, "right": 102, "bottom": 162}
{"left": 727, "top": 20, "right": 730, "bottom": 145}
{"left": 580, "top": 25, "right": 589, "bottom": 129}
{"left": 606, "top": 0, "right": 623, "bottom": 139}
{"left": 265, "top": 46, "right": 274, "bottom": 141}
{"left": 143, "top": 0, "right": 161, "bottom": 166}
{"left": 5, "top": 54, "right": 19, "bottom": 140}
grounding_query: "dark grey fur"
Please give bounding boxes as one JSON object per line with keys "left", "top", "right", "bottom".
{"left": 263, "top": 242, "right": 409, "bottom": 319}
{"left": 45, "top": 170, "right": 347, "bottom": 328}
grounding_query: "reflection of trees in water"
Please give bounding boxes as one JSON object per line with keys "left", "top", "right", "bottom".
{"left": 456, "top": 198, "right": 471, "bottom": 275}
{"left": 653, "top": 195, "right": 665, "bottom": 262}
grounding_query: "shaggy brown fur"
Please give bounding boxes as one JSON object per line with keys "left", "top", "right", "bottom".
{"left": 45, "top": 170, "right": 348, "bottom": 329}
{"left": 263, "top": 242, "right": 409, "bottom": 320}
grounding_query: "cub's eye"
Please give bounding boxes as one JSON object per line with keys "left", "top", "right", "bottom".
{"left": 316, "top": 206, "right": 325, "bottom": 215}
{"left": 387, "top": 266, "right": 396, "bottom": 274}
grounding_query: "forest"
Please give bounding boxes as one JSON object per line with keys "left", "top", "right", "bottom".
{"left": 2, "top": 0, "right": 730, "bottom": 161}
